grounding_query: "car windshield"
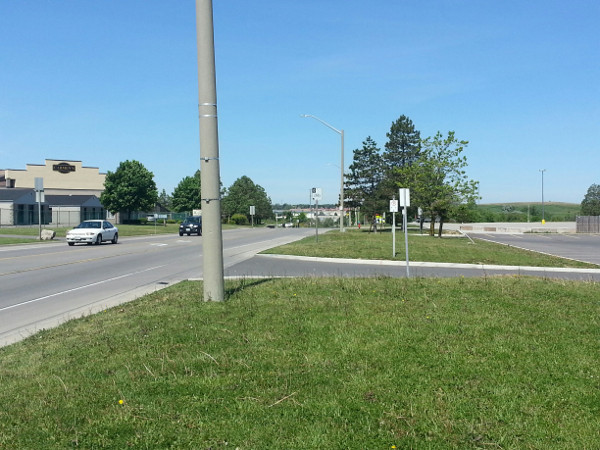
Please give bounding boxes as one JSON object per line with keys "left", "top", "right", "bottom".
{"left": 78, "top": 222, "right": 101, "bottom": 229}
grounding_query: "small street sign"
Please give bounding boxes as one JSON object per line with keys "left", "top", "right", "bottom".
{"left": 399, "top": 188, "right": 410, "bottom": 207}
{"left": 311, "top": 187, "right": 322, "bottom": 201}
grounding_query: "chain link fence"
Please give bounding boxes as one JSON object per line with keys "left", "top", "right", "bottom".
{"left": 1, "top": 207, "right": 190, "bottom": 228}
{"left": 0, "top": 207, "right": 105, "bottom": 228}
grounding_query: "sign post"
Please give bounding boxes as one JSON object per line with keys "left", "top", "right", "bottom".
{"left": 389, "top": 197, "right": 398, "bottom": 258}
{"left": 311, "top": 188, "right": 322, "bottom": 242}
{"left": 399, "top": 188, "right": 410, "bottom": 277}
{"left": 34, "top": 178, "right": 44, "bottom": 240}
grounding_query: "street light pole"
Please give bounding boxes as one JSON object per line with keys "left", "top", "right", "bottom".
{"left": 539, "top": 169, "right": 546, "bottom": 224}
{"left": 301, "top": 114, "right": 345, "bottom": 232}
{"left": 196, "top": 0, "right": 224, "bottom": 301}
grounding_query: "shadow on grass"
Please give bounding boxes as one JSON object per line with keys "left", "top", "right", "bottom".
{"left": 225, "top": 277, "right": 275, "bottom": 299}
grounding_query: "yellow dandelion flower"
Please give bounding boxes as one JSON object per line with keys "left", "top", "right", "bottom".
{"left": 118, "top": 399, "right": 124, "bottom": 405}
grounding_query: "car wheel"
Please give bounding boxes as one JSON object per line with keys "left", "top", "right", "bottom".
{"left": 111, "top": 233, "right": 118, "bottom": 244}
{"left": 187, "top": 233, "right": 191, "bottom": 236}
{"left": 179, "top": 232, "right": 183, "bottom": 236}
{"left": 68, "top": 242, "right": 74, "bottom": 246}
{"left": 96, "top": 234, "right": 102, "bottom": 245}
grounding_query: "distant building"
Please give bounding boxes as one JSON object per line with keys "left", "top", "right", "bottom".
{"left": 1, "top": 159, "right": 107, "bottom": 226}
{"left": 1, "top": 159, "right": 105, "bottom": 196}
{"left": 0, "top": 188, "right": 50, "bottom": 226}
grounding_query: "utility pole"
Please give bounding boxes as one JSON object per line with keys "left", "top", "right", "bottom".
{"left": 196, "top": 0, "right": 224, "bottom": 301}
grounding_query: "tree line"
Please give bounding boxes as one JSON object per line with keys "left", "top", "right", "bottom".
{"left": 345, "top": 115, "right": 479, "bottom": 236}
{"left": 99, "top": 115, "right": 600, "bottom": 229}
{"left": 100, "top": 162, "right": 273, "bottom": 225}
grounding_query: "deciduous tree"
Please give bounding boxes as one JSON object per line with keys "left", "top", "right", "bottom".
{"left": 101, "top": 160, "right": 158, "bottom": 218}
{"left": 396, "top": 131, "right": 479, "bottom": 236}
{"left": 581, "top": 184, "right": 600, "bottom": 215}
{"left": 171, "top": 170, "right": 202, "bottom": 213}
{"left": 222, "top": 176, "right": 272, "bottom": 224}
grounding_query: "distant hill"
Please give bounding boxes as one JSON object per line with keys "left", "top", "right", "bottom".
{"left": 475, "top": 202, "right": 580, "bottom": 222}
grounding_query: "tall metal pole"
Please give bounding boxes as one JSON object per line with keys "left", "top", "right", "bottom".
{"left": 539, "top": 169, "right": 546, "bottom": 224}
{"left": 301, "top": 114, "right": 345, "bottom": 232}
{"left": 340, "top": 129, "right": 344, "bottom": 231}
{"left": 196, "top": 0, "right": 224, "bottom": 301}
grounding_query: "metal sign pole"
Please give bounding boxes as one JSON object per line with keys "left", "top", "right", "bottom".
{"left": 315, "top": 199, "right": 319, "bottom": 243}
{"left": 390, "top": 197, "right": 398, "bottom": 258}
{"left": 404, "top": 206, "right": 410, "bottom": 278}
{"left": 399, "top": 188, "right": 411, "bottom": 278}
{"left": 35, "top": 177, "right": 44, "bottom": 240}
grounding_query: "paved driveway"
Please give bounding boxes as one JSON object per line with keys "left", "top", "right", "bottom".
{"left": 466, "top": 233, "right": 600, "bottom": 265}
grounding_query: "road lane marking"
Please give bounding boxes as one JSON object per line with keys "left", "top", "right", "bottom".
{"left": 0, "top": 265, "right": 166, "bottom": 312}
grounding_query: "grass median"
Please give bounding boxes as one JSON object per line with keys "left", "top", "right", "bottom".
{"left": 1, "top": 277, "right": 600, "bottom": 448}
{"left": 262, "top": 229, "right": 597, "bottom": 268}
{"left": 0, "top": 223, "right": 242, "bottom": 244}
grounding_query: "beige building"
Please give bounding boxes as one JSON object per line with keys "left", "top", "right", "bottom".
{"left": 2, "top": 159, "right": 105, "bottom": 196}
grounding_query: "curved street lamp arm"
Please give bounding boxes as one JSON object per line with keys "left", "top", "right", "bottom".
{"left": 300, "top": 114, "right": 342, "bottom": 135}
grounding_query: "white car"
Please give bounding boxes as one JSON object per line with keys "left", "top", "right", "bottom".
{"left": 66, "top": 220, "right": 119, "bottom": 246}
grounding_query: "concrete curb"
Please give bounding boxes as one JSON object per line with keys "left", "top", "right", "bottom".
{"left": 258, "top": 253, "right": 600, "bottom": 274}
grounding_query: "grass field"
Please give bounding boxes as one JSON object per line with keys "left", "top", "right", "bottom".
{"left": 2, "top": 226, "right": 599, "bottom": 447}
{"left": 0, "top": 224, "right": 178, "bottom": 246}
{"left": 0, "top": 223, "right": 181, "bottom": 238}
{"left": 475, "top": 202, "right": 580, "bottom": 222}
{"left": 0, "top": 223, "right": 242, "bottom": 245}
{"left": 263, "top": 229, "right": 597, "bottom": 268}
{"left": 1, "top": 278, "right": 599, "bottom": 448}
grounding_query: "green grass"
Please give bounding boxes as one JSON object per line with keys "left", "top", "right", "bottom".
{"left": 1, "top": 277, "right": 600, "bottom": 448}
{"left": 0, "top": 223, "right": 182, "bottom": 238}
{"left": 0, "top": 237, "right": 40, "bottom": 245}
{"left": 476, "top": 202, "right": 580, "bottom": 221}
{"left": 0, "top": 223, "right": 241, "bottom": 241}
{"left": 262, "top": 229, "right": 597, "bottom": 268}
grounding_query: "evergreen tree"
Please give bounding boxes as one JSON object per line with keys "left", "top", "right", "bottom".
{"left": 345, "top": 137, "right": 384, "bottom": 217}
{"left": 383, "top": 115, "right": 421, "bottom": 169}
{"left": 157, "top": 189, "right": 172, "bottom": 210}
{"left": 378, "top": 115, "right": 422, "bottom": 211}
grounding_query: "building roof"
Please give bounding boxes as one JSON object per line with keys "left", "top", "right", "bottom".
{"left": 0, "top": 188, "right": 39, "bottom": 204}
{"left": 45, "top": 194, "right": 102, "bottom": 207}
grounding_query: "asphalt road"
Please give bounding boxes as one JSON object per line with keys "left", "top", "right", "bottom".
{"left": 464, "top": 232, "right": 600, "bottom": 265}
{"left": 0, "top": 227, "right": 313, "bottom": 346}
{"left": 2, "top": 227, "right": 600, "bottom": 347}
{"left": 225, "top": 228, "right": 600, "bottom": 280}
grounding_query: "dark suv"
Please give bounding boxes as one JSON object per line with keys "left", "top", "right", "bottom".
{"left": 179, "top": 216, "right": 202, "bottom": 236}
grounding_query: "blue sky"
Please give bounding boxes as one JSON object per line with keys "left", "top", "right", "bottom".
{"left": 1, "top": 1, "right": 598, "bottom": 205}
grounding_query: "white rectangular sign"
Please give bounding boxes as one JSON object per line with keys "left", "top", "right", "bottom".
{"left": 311, "top": 187, "right": 322, "bottom": 201}
{"left": 399, "top": 188, "right": 410, "bottom": 207}
{"left": 389, "top": 199, "right": 398, "bottom": 212}
{"left": 250, "top": 206, "right": 256, "bottom": 215}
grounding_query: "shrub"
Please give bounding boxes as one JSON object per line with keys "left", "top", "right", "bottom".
{"left": 230, "top": 214, "right": 249, "bottom": 225}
